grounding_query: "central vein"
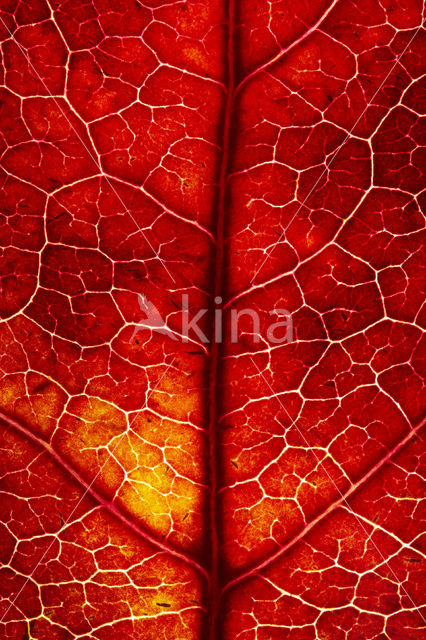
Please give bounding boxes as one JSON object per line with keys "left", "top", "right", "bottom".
{"left": 206, "top": 0, "right": 236, "bottom": 637}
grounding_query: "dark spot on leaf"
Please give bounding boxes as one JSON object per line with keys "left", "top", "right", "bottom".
{"left": 48, "top": 210, "right": 68, "bottom": 224}
{"left": 33, "top": 380, "right": 50, "bottom": 393}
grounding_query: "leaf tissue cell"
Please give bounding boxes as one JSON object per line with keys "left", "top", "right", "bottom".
{"left": 0, "top": 1, "right": 425, "bottom": 639}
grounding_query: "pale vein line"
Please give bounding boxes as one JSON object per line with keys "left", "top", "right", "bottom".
{"left": 248, "top": 20, "right": 425, "bottom": 288}
{"left": 235, "top": 0, "right": 341, "bottom": 94}
{"left": 0, "top": 15, "right": 177, "bottom": 285}
{"left": 0, "top": 357, "right": 208, "bottom": 625}
{"left": 224, "top": 356, "right": 426, "bottom": 623}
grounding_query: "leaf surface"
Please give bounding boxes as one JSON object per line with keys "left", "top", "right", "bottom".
{"left": 0, "top": 0, "right": 425, "bottom": 638}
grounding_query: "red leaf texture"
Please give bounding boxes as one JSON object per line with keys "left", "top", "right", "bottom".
{"left": 0, "top": 1, "right": 425, "bottom": 638}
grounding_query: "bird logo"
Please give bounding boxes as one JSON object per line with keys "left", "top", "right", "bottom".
{"left": 132, "top": 294, "right": 178, "bottom": 341}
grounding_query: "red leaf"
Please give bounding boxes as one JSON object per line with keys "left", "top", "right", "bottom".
{"left": 0, "top": 1, "right": 425, "bottom": 639}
